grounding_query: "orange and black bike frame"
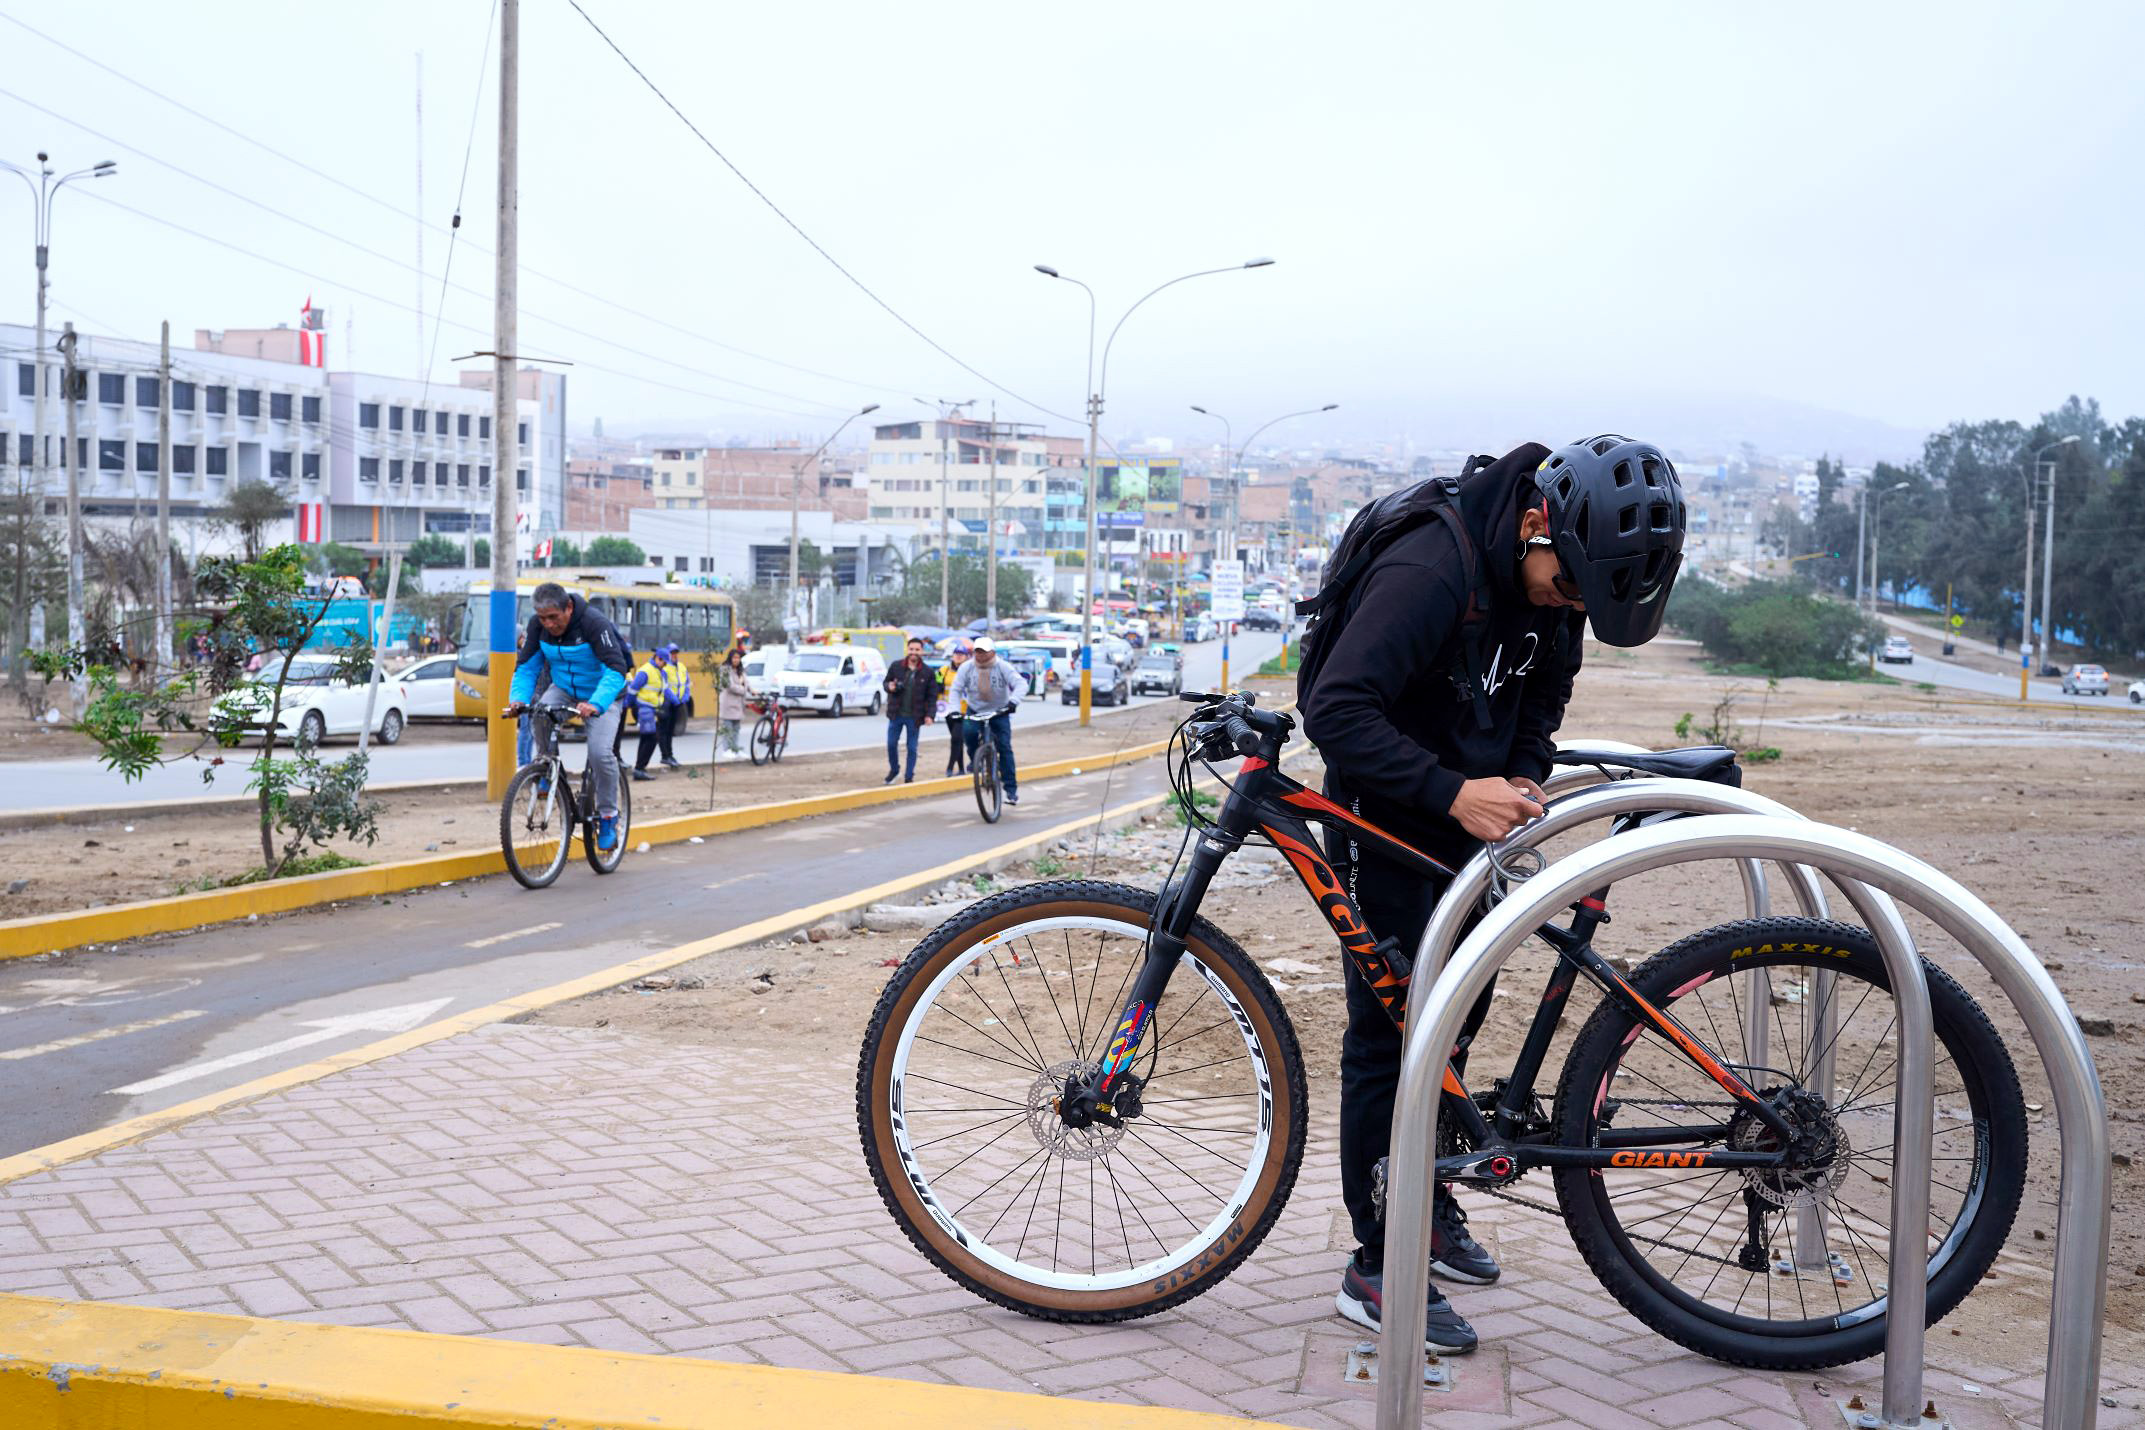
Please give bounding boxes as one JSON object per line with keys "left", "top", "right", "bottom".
{"left": 1086, "top": 733, "right": 1798, "bottom": 1174}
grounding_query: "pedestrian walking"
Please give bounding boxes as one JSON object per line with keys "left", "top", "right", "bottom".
{"left": 942, "top": 643, "right": 971, "bottom": 775}
{"left": 626, "top": 647, "right": 679, "bottom": 781}
{"left": 883, "top": 636, "right": 937, "bottom": 784}
{"left": 715, "top": 646, "right": 748, "bottom": 759}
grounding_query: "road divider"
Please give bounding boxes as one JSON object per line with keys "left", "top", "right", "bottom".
{"left": 0, "top": 731, "right": 1178, "bottom": 962}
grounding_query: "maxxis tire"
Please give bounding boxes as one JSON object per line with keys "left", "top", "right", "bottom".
{"left": 1550, "top": 916, "right": 2027, "bottom": 1370}
{"left": 855, "top": 879, "right": 1309, "bottom": 1323}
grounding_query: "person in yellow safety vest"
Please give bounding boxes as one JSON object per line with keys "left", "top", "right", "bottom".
{"left": 626, "top": 648, "right": 681, "bottom": 780}
{"left": 663, "top": 643, "right": 691, "bottom": 738}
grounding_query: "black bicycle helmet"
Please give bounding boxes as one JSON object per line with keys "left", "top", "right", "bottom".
{"left": 1533, "top": 434, "right": 1687, "bottom": 646}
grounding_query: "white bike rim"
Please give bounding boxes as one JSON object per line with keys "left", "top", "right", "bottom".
{"left": 886, "top": 914, "right": 1275, "bottom": 1294}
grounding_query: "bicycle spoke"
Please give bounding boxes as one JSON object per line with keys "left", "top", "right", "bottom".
{"left": 1027, "top": 935, "right": 1082, "bottom": 1062}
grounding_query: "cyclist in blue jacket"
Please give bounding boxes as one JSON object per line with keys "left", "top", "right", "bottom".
{"left": 505, "top": 582, "right": 633, "bottom": 852}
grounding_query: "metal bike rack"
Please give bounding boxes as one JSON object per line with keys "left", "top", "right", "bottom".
{"left": 1377, "top": 815, "right": 2110, "bottom": 1430}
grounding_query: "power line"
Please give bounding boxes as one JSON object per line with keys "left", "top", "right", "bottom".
{"left": 0, "top": 7, "right": 922, "bottom": 401}
{"left": 70, "top": 187, "right": 850, "bottom": 424}
{"left": 0, "top": 87, "right": 869, "bottom": 416}
{"left": 563, "top": 0, "right": 1081, "bottom": 428}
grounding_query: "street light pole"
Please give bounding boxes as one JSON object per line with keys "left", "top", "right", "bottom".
{"left": 1, "top": 151, "right": 115, "bottom": 685}
{"left": 917, "top": 398, "right": 975, "bottom": 628}
{"left": 1866, "top": 480, "right": 1909, "bottom": 640}
{"left": 1037, "top": 259, "right": 1274, "bottom": 725}
{"left": 2019, "top": 435, "right": 2079, "bottom": 697}
{"left": 1193, "top": 403, "right": 1338, "bottom": 689}
{"left": 789, "top": 402, "right": 878, "bottom": 636}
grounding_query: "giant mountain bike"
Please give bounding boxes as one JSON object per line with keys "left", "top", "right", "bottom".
{"left": 857, "top": 691, "right": 2025, "bottom": 1367}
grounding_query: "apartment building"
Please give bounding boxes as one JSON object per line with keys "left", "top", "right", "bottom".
{"left": 565, "top": 458, "right": 656, "bottom": 531}
{"left": 866, "top": 416, "right": 1066, "bottom": 557}
{"left": 647, "top": 443, "right": 867, "bottom": 519}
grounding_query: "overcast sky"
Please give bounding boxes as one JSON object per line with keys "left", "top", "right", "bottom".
{"left": 3, "top": 1, "right": 2138, "bottom": 461}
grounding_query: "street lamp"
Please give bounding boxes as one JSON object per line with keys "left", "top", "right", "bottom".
{"left": 0, "top": 151, "right": 115, "bottom": 692}
{"left": 1864, "top": 480, "right": 1911, "bottom": 637}
{"left": 1191, "top": 403, "right": 1338, "bottom": 688}
{"left": 1036, "top": 258, "right": 1274, "bottom": 723}
{"left": 2018, "top": 434, "right": 2080, "bottom": 697}
{"left": 787, "top": 402, "right": 879, "bottom": 637}
{"left": 916, "top": 397, "right": 975, "bottom": 626}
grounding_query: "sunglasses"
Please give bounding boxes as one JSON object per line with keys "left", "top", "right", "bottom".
{"left": 1525, "top": 534, "right": 1584, "bottom": 602}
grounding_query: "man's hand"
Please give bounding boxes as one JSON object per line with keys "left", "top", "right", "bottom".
{"left": 1506, "top": 775, "right": 1548, "bottom": 805}
{"left": 1448, "top": 776, "right": 1544, "bottom": 842}
{"left": 500, "top": 703, "right": 526, "bottom": 718}
{"left": 574, "top": 700, "right": 599, "bottom": 718}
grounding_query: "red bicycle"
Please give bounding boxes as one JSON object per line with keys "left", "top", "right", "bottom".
{"left": 748, "top": 698, "right": 790, "bottom": 765}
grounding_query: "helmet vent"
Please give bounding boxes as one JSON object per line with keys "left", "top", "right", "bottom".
{"left": 1641, "top": 456, "right": 1663, "bottom": 487}
{"left": 1609, "top": 568, "right": 1633, "bottom": 601}
{"left": 1650, "top": 502, "right": 1673, "bottom": 532}
{"left": 1613, "top": 461, "right": 1634, "bottom": 488}
{"left": 1590, "top": 437, "right": 1617, "bottom": 457}
{"left": 1618, "top": 503, "right": 1640, "bottom": 536}
{"left": 1573, "top": 503, "right": 1591, "bottom": 545}
{"left": 1556, "top": 473, "right": 1574, "bottom": 500}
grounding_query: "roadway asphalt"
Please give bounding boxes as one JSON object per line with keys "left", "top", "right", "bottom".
{"left": 2, "top": 631, "right": 1285, "bottom": 812}
{"left": 0, "top": 745, "right": 1185, "bottom": 1159}
{"left": 1873, "top": 615, "right": 2135, "bottom": 709}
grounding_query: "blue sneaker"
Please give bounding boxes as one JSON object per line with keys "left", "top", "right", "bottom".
{"left": 595, "top": 814, "right": 619, "bottom": 853}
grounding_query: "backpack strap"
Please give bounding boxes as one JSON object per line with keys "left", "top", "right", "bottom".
{"left": 1423, "top": 487, "right": 1495, "bottom": 731}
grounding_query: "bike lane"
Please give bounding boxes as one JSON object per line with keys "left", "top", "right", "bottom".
{"left": 0, "top": 753, "right": 1177, "bottom": 1160}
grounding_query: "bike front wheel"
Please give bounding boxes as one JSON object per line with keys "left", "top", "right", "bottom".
{"left": 751, "top": 714, "right": 776, "bottom": 765}
{"left": 972, "top": 740, "right": 1002, "bottom": 823}
{"left": 857, "top": 879, "right": 1308, "bottom": 1323}
{"left": 1551, "top": 916, "right": 2027, "bottom": 1369}
{"left": 501, "top": 763, "right": 572, "bottom": 889}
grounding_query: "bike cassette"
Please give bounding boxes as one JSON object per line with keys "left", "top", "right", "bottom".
{"left": 1730, "top": 1087, "right": 1851, "bottom": 1209}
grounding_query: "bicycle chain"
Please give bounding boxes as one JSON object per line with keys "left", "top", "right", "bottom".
{"left": 1470, "top": 1096, "right": 1756, "bottom": 1271}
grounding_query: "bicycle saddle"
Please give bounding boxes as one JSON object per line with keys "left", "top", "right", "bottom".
{"left": 1552, "top": 744, "right": 1740, "bottom": 786}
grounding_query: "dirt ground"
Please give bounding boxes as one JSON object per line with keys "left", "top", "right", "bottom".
{"left": 526, "top": 637, "right": 2145, "bottom": 1363}
{"left": 0, "top": 699, "right": 1195, "bottom": 916}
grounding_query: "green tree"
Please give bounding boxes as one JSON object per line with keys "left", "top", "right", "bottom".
{"left": 309, "top": 542, "right": 368, "bottom": 580}
{"left": 901, "top": 552, "right": 1036, "bottom": 624}
{"left": 403, "top": 534, "right": 465, "bottom": 569}
{"left": 217, "top": 480, "right": 292, "bottom": 561}
{"left": 585, "top": 536, "right": 645, "bottom": 566}
{"left": 545, "top": 537, "right": 586, "bottom": 567}
{"left": 40, "top": 544, "right": 383, "bottom": 877}
{"left": 473, "top": 538, "right": 491, "bottom": 568}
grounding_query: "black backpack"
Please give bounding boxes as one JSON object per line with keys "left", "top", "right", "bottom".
{"left": 1295, "top": 455, "right": 1497, "bottom": 729}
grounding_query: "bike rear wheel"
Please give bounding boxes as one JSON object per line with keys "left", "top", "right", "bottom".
{"left": 857, "top": 880, "right": 1307, "bottom": 1322}
{"left": 973, "top": 739, "right": 1002, "bottom": 823}
{"left": 1551, "top": 916, "right": 2027, "bottom": 1369}
{"left": 501, "top": 763, "right": 572, "bottom": 889}
{"left": 751, "top": 714, "right": 776, "bottom": 765}
{"left": 582, "top": 766, "right": 631, "bottom": 874}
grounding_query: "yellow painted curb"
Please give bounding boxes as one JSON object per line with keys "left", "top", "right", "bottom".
{"left": 0, "top": 788, "right": 1174, "bottom": 1186}
{"left": 0, "top": 1292, "right": 1281, "bottom": 1428}
{"left": 0, "top": 733, "right": 1175, "bottom": 962}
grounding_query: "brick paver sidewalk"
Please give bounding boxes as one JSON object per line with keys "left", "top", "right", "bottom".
{"left": 0, "top": 1023, "right": 2130, "bottom": 1427}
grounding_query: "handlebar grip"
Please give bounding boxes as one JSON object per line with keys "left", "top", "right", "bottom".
{"left": 1221, "top": 714, "right": 1261, "bottom": 757}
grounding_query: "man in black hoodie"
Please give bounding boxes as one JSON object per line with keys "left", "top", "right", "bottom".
{"left": 1301, "top": 436, "right": 1686, "bottom": 1352}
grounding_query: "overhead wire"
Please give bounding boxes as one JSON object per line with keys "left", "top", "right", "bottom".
{"left": 0, "top": 7, "right": 922, "bottom": 401}
{"left": 562, "top": 0, "right": 1082, "bottom": 429}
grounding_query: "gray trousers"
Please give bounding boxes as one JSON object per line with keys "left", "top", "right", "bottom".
{"left": 537, "top": 686, "right": 623, "bottom": 818}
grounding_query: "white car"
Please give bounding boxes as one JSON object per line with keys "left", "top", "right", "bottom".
{"left": 743, "top": 644, "right": 792, "bottom": 701}
{"left": 392, "top": 656, "right": 461, "bottom": 719}
{"left": 777, "top": 643, "right": 887, "bottom": 718}
{"left": 1185, "top": 614, "right": 1220, "bottom": 643}
{"left": 1879, "top": 636, "right": 1914, "bottom": 664}
{"left": 213, "top": 654, "right": 409, "bottom": 746}
{"left": 2129, "top": 677, "right": 2144, "bottom": 706}
{"left": 2061, "top": 664, "right": 2109, "bottom": 696}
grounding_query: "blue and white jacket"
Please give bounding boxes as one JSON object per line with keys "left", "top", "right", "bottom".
{"left": 509, "top": 594, "right": 632, "bottom": 708}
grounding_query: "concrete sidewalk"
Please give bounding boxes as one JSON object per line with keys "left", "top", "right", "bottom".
{"left": 0, "top": 1019, "right": 2124, "bottom": 1428}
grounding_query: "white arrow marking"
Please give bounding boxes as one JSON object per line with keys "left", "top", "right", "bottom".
{"left": 2, "top": 1009, "right": 207, "bottom": 1062}
{"left": 107, "top": 998, "right": 453, "bottom": 1096}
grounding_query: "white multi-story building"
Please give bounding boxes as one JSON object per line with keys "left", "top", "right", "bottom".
{"left": 864, "top": 415, "right": 1061, "bottom": 556}
{"left": 0, "top": 319, "right": 566, "bottom": 556}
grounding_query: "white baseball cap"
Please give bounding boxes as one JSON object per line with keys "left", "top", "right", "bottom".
{"left": 972, "top": 636, "right": 996, "bottom": 652}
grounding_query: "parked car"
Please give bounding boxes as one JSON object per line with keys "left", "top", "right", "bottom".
{"left": 2061, "top": 663, "right": 2110, "bottom": 696}
{"left": 1063, "top": 658, "right": 1128, "bottom": 706}
{"left": 1099, "top": 634, "right": 1138, "bottom": 672}
{"left": 742, "top": 644, "right": 792, "bottom": 701}
{"left": 1879, "top": 635, "right": 1914, "bottom": 664}
{"left": 778, "top": 643, "right": 888, "bottom": 717}
{"left": 392, "top": 656, "right": 461, "bottom": 720}
{"left": 2128, "top": 677, "right": 2144, "bottom": 706}
{"left": 211, "top": 654, "right": 409, "bottom": 746}
{"left": 1241, "top": 607, "right": 1285, "bottom": 633}
{"left": 1184, "top": 614, "right": 1219, "bottom": 643}
{"left": 1130, "top": 654, "right": 1182, "bottom": 697}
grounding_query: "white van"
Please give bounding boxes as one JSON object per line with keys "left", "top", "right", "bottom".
{"left": 777, "top": 643, "right": 888, "bottom": 718}
{"left": 743, "top": 644, "right": 792, "bottom": 701}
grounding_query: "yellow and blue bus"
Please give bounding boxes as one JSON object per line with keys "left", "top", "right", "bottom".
{"left": 452, "top": 577, "right": 737, "bottom": 720}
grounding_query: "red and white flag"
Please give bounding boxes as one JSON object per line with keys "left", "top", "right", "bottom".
{"left": 298, "top": 296, "right": 326, "bottom": 368}
{"left": 295, "top": 503, "right": 325, "bottom": 543}
{"left": 533, "top": 537, "right": 553, "bottom": 562}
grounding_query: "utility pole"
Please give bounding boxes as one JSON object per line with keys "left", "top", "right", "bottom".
{"left": 1080, "top": 389, "right": 1100, "bottom": 724}
{"left": 2037, "top": 458, "right": 2056, "bottom": 677}
{"left": 58, "top": 323, "right": 82, "bottom": 713}
{"left": 938, "top": 415, "right": 951, "bottom": 626}
{"left": 2020, "top": 476, "right": 2035, "bottom": 702}
{"left": 22, "top": 231, "right": 44, "bottom": 691}
{"left": 985, "top": 399, "right": 998, "bottom": 627}
{"left": 156, "top": 321, "right": 172, "bottom": 677}
{"left": 1854, "top": 485, "right": 1866, "bottom": 608}
{"left": 486, "top": 0, "right": 520, "bottom": 801}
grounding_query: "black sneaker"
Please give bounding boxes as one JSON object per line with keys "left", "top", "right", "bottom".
{"left": 1431, "top": 1191, "right": 1501, "bottom": 1285}
{"left": 884, "top": 770, "right": 898, "bottom": 784}
{"left": 1335, "top": 1252, "right": 1477, "bottom": 1354}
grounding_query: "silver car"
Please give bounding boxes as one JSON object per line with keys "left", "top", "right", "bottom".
{"left": 2061, "top": 664, "right": 2109, "bottom": 696}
